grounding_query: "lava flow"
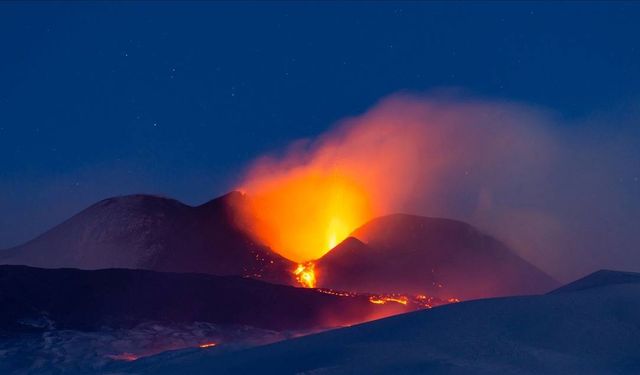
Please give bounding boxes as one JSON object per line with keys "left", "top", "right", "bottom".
{"left": 368, "top": 295, "right": 408, "bottom": 305}
{"left": 294, "top": 263, "right": 316, "bottom": 288}
{"left": 292, "top": 262, "right": 460, "bottom": 310}
{"left": 316, "top": 287, "right": 460, "bottom": 310}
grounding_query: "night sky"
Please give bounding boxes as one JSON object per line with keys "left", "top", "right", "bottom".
{"left": 1, "top": 2, "right": 639, "bottom": 249}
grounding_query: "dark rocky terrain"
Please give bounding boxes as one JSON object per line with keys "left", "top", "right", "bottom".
{"left": 0, "top": 265, "right": 408, "bottom": 332}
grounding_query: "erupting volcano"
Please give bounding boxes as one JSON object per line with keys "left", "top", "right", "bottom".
{"left": 230, "top": 98, "right": 560, "bottom": 300}
{"left": 2, "top": 2, "right": 637, "bottom": 373}
{"left": 0, "top": 96, "right": 569, "bottom": 374}
{"left": 233, "top": 96, "right": 563, "bottom": 297}
{"left": 0, "top": 96, "right": 561, "bottom": 306}
{"left": 236, "top": 168, "right": 377, "bottom": 290}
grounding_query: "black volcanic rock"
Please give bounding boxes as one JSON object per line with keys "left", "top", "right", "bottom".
{"left": 0, "top": 192, "right": 294, "bottom": 285}
{"left": 315, "top": 214, "right": 559, "bottom": 300}
{"left": 0, "top": 265, "right": 406, "bottom": 332}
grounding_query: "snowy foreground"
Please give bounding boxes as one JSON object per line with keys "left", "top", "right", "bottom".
{"left": 117, "top": 270, "right": 640, "bottom": 375}
{"left": 0, "top": 323, "right": 296, "bottom": 374}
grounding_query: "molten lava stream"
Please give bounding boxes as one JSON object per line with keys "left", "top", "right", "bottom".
{"left": 368, "top": 296, "right": 409, "bottom": 305}
{"left": 292, "top": 263, "right": 461, "bottom": 311}
{"left": 294, "top": 263, "right": 316, "bottom": 288}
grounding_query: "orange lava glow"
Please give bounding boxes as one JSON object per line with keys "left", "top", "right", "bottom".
{"left": 294, "top": 262, "right": 317, "bottom": 288}
{"left": 368, "top": 295, "right": 408, "bottom": 305}
{"left": 367, "top": 292, "right": 461, "bottom": 309}
{"left": 236, "top": 95, "right": 558, "bottom": 267}
{"left": 239, "top": 169, "right": 372, "bottom": 262}
{"left": 198, "top": 342, "right": 217, "bottom": 348}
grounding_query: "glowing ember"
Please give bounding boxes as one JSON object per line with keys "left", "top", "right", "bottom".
{"left": 199, "top": 342, "right": 217, "bottom": 348}
{"left": 317, "top": 288, "right": 356, "bottom": 297}
{"left": 294, "top": 263, "right": 316, "bottom": 288}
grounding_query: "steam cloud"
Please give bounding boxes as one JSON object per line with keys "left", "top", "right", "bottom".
{"left": 239, "top": 93, "right": 640, "bottom": 281}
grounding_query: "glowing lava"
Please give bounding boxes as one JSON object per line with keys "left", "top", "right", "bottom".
{"left": 238, "top": 168, "right": 372, "bottom": 263}
{"left": 368, "top": 296, "right": 409, "bottom": 305}
{"left": 318, "top": 288, "right": 461, "bottom": 309}
{"left": 294, "top": 263, "right": 317, "bottom": 288}
{"left": 368, "top": 293, "right": 461, "bottom": 309}
{"left": 199, "top": 342, "right": 217, "bottom": 348}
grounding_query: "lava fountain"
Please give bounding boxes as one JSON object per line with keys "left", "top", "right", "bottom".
{"left": 237, "top": 168, "right": 373, "bottom": 263}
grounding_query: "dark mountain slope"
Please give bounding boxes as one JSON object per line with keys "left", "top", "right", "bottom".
{"left": 0, "top": 265, "right": 409, "bottom": 332}
{"left": 316, "top": 214, "right": 558, "bottom": 299}
{"left": 0, "top": 192, "right": 294, "bottom": 285}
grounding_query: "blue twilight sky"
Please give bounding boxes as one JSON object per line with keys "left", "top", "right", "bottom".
{"left": 0, "top": 1, "right": 639, "bottom": 249}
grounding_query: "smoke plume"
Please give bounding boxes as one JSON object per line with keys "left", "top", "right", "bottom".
{"left": 238, "top": 93, "right": 640, "bottom": 280}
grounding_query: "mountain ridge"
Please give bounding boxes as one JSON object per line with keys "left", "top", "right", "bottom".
{"left": 316, "top": 213, "right": 558, "bottom": 299}
{"left": 2, "top": 193, "right": 558, "bottom": 300}
{"left": 0, "top": 191, "right": 294, "bottom": 285}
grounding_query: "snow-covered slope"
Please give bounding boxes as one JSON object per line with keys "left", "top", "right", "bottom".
{"left": 0, "top": 265, "right": 421, "bottom": 375}
{"left": 316, "top": 214, "right": 558, "bottom": 299}
{"left": 123, "top": 269, "right": 640, "bottom": 375}
{"left": 549, "top": 269, "right": 640, "bottom": 294}
{"left": 0, "top": 322, "right": 289, "bottom": 375}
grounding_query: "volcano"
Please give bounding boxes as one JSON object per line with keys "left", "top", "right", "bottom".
{"left": 0, "top": 192, "right": 294, "bottom": 285}
{"left": 1, "top": 193, "right": 557, "bottom": 300}
{"left": 315, "top": 214, "right": 559, "bottom": 299}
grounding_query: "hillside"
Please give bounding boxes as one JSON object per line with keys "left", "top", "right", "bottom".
{"left": 316, "top": 214, "right": 558, "bottom": 299}
{"left": 122, "top": 269, "right": 640, "bottom": 374}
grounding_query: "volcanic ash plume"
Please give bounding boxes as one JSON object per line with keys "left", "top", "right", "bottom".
{"left": 235, "top": 93, "right": 640, "bottom": 282}
{"left": 236, "top": 94, "right": 556, "bottom": 264}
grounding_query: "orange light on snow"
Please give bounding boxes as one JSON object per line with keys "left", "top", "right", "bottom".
{"left": 107, "top": 353, "right": 139, "bottom": 362}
